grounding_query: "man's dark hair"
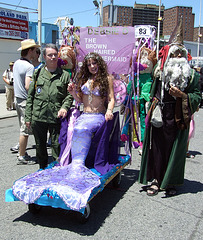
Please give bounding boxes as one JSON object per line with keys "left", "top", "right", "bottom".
{"left": 36, "top": 48, "right": 41, "bottom": 55}
{"left": 43, "top": 44, "right": 58, "bottom": 56}
{"left": 21, "top": 47, "right": 35, "bottom": 57}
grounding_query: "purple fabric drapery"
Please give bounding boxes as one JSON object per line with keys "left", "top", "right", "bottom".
{"left": 59, "top": 111, "right": 120, "bottom": 175}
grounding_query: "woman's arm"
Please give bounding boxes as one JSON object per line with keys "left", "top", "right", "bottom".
{"left": 68, "top": 82, "right": 83, "bottom": 103}
{"left": 105, "top": 75, "right": 115, "bottom": 121}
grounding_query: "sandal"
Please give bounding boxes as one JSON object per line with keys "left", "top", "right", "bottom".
{"left": 147, "top": 181, "right": 159, "bottom": 196}
{"left": 165, "top": 187, "right": 177, "bottom": 197}
{"left": 186, "top": 152, "right": 195, "bottom": 158}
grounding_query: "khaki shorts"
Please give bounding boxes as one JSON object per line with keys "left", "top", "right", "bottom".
{"left": 16, "top": 98, "right": 32, "bottom": 136}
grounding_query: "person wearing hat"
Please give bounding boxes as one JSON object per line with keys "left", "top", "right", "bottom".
{"left": 13, "top": 39, "right": 40, "bottom": 164}
{"left": 2, "top": 61, "right": 15, "bottom": 110}
{"left": 138, "top": 19, "right": 201, "bottom": 197}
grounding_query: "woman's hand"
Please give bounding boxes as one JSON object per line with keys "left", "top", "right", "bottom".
{"left": 57, "top": 108, "right": 67, "bottom": 118}
{"left": 67, "top": 82, "right": 82, "bottom": 103}
{"left": 25, "top": 122, "right": 31, "bottom": 129}
{"left": 67, "top": 82, "right": 76, "bottom": 95}
{"left": 105, "top": 109, "right": 114, "bottom": 121}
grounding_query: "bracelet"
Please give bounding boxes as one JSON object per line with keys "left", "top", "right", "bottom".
{"left": 107, "top": 108, "right": 113, "bottom": 113}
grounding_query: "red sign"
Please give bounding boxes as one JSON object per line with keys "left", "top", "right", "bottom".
{"left": 0, "top": 8, "right": 29, "bottom": 40}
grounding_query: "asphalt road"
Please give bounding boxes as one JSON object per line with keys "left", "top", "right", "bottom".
{"left": 0, "top": 110, "right": 203, "bottom": 240}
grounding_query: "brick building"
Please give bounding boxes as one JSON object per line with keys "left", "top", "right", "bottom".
{"left": 133, "top": 3, "right": 164, "bottom": 36}
{"left": 103, "top": 5, "right": 133, "bottom": 26}
{"left": 102, "top": 3, "right": 164, "bottom": 35}
{"left": 163, "top": 6, "right": 195, "bottom": 41}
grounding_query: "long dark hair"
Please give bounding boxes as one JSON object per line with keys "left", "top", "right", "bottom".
{"left": 76, "top": 52, "right": 109, "bottom": 98}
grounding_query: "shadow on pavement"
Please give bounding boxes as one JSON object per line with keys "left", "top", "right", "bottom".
{"left": 180, "top": 178, "right": 203, "bottom": 195}
{"left": 13, "top": 168, "right": 139, "bottom": 235}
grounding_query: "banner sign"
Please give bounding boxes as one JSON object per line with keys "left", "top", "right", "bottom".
{"left": 0, "top": 8, "right": 29, "bottom": 40}
{"left": 76, "top": 26, "right": 135, "bottom": 74}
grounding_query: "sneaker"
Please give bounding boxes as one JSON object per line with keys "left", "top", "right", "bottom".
{"left": 10, "top": 143, "right": 19, "bottom": 153}
{"left": 138, "top": 149, "right": 142, "bottom": 156}
{"left": 17, "top": 151, "right": 29, "bottom": 157}
{"left": 17, "top": 155, "right": 36, "bottom": 165}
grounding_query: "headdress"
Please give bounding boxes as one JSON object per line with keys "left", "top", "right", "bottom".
{"left": 84, "top": 52, "right": 99, "bottom": 60}
{"left": 168, "top": 17, "right": 184, "bottom": 46}
{"left": 158, "top": 17, "right": 188, "bottom": 71}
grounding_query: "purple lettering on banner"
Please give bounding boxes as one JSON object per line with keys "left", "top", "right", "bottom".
{"left": 76, "top": 26, "right": 135, "bottom": 74}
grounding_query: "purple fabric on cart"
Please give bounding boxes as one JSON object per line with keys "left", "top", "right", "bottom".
{"left": 59, "top": 111, "right": 120, "bottom": 175}
{"left": 12, "top": 111, "right": 120, "bottom": 211}
{"left": 58, "top": 108, "right": 80, "bottom": 160}
{"left": 85, "top": 111, "right": 120, "bottom": 175}
{"left": 59, "top": 108, "right": 81, "bottom": 166}
{"left": 12, "top": 164, "right": 101, "bottom": 211}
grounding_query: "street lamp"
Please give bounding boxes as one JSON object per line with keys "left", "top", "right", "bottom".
{"left": 93, "top": 0, "right": 99, "bottom": 8}
{"left": 93, "top": 0, "right": 103, "bottom": 26}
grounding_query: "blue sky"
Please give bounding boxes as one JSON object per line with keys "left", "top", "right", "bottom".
{"left": 1, "top": 0, "right": 203, "bottom": 28}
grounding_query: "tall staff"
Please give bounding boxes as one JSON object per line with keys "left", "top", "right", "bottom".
{"left": 197, "top": 0, "right": 202, "bottom": 67}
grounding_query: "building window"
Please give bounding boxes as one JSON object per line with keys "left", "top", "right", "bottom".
{"left": 52, "top": 30, "right": 57, "bottom": 44}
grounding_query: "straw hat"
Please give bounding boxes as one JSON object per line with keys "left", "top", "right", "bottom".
{"left": 9, "top": 61, "right": 14, "bottom": 66}
{"left": 17, "top": 39, "right": 40, "bottom": 51}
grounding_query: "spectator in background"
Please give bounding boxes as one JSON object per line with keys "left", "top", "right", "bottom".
{"left": 199, "top": 67, "right": 203, "bottom": 108}
{"left": 2, "top": 61, "right": 15, "bottom": 111}
{"left": 13, "top": 39, "right": 40, "bottom": 164}
{"left": 32, "top": 47, "right": 44, "bottom": 70}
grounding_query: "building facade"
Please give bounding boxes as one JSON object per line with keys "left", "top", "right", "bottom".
{"left": 102, "top": 3, "right": 164, "bottom": 36}
{"left": 29, "top": 21, "right": 59, "bottom": 48}
{"left": 133, "top": 3, "right": 164, "bottom": 36}
{"left": 163, "top": 6, "right": 194, "bottom": 41}
{"left": 103, "top": 5, "right": 133, "bottom": 26}
{"left": 0, "top": 22, "right": 59, "bottom": 91}
{"left": 193, "top": 27, "right": 203, "bottom": 43}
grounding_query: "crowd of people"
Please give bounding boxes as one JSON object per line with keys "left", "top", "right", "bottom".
{"left": 2, "top": 30, "right": 202, "bottom": 199}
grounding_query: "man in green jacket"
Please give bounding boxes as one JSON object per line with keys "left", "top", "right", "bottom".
{"left": 25, "top": 43, "right": 73, "bottom": 169}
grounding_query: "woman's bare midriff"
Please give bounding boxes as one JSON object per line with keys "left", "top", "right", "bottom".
{"left": 82, "top": 94, "right": 106, "bottom": 114}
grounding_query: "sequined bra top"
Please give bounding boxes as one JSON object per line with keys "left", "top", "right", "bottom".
{"left": 81, "top": 81, "right": 101, "bottom": 96}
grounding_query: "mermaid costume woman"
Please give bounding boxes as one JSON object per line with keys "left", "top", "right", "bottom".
{"left": 12, "top": 82, "right": 117, "bottom": 211}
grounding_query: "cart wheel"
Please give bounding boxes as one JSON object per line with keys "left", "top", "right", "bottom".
{"left": 76, "top": 203, "right": 91, "bottom": 223}
{"left": 28, "top": 203, "right": 42, "bottom": 214}
{"left": 112, "top": 172, "right": 121, "bottom": 188}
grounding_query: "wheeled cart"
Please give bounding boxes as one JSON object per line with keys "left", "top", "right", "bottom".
{"left": 6, "top": 154, "right": 130, "bottom": 223}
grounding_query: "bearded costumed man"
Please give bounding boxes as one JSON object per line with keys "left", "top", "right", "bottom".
{"left": 138, "top": 19, "right": 201, "bottom": 197}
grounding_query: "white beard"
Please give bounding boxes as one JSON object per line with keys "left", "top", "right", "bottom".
{"left": 164, "top": 57, "right": 191, "bottom": 91}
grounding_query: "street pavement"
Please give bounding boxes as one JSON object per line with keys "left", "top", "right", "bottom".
{"left": 0, "top": 93, "right": 203, "bottom": 240}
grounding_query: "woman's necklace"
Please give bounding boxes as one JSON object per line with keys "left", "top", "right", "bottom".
{"left": 88, "top": 77, "right": 95, "bottom": 104}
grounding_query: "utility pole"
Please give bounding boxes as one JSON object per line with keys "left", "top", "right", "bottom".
{"left": 156, "top": 0, "right": 162, "bottom": 59}
{"left": 100, "top": 0, "right": 103, "bottom": 26}
{"left": 109, "top": 0, "right": 114, "bottom": 26}
{"left": 38, "top": 0, "right": 42, "bottom": 60}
